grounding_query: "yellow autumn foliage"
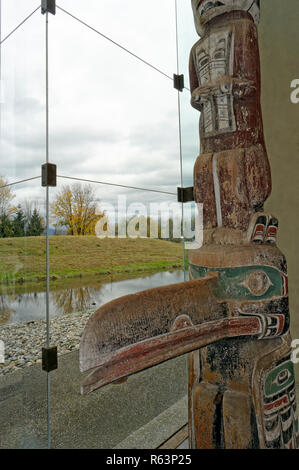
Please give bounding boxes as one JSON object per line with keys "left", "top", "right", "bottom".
{"left": 51, "top": 183, "right": 105, "bottom": 235}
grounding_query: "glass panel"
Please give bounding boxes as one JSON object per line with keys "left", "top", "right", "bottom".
{"left": 0, "top": 1, "right": 47, "bottom": 448}
{"left": 0, "top": 185, "right": 48, "bottom": 449}
{"left": 175, "top": 1, "right": 199, "bottom": 450}
{"left": 175, "top": 0, "right": 199, "bottom": 287}
{"left": 5, "top": 0, "right": 298, "bottom": 451}
{"left": 49, "top": 182, "right": 188, "bottom": 448}
{"left": 46, "top": 0, "right": 188, "bottom": 448}
{"left": 176, "top": 0, "right": 198, "bottom": 189}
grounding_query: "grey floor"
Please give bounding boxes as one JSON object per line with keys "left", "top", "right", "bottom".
{"left": 0, "top": 351, "right": 188, "bottom": 449}
{"left": 0, "top": 351, "right": 298, "bottom": 449}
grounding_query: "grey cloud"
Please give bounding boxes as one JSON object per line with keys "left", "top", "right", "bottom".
{"left": 14, "top": 97, "right": 44, "bottom": 116}
{"left": 51, "top": 127, "right": 124, "bottom": 148}
{"left": 1, "top": 0, "right": 199, "bottom": 212}
{"left": 128, "top": 119, "right": 178, "bottom": 153}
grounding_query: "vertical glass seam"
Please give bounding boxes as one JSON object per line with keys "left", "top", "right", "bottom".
{"left": 45, "top": 10, "right": 51, "bottom": 450}
{"left": 174, "top": 0, "right": 187, "bottom": 281}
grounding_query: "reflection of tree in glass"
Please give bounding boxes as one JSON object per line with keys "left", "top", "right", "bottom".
{"left": 0, "top": 296, "right": 16, "bottom": 325}
{"left": 52, "top": 286, "right": 95, "bottom": 314}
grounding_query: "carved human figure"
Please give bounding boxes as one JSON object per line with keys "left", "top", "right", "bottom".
{"left": 190, "top": 0, "right": 270, "bottom": 232}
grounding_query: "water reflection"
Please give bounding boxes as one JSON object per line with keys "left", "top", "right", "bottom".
{"left": 0, "top": 296, "right": 16, "bottom": 325}
{"left": 52, "top": 287, "right": 94, "bottom": 315}
{"left": 0, "top": 270, "right": 185, "bottom": 325}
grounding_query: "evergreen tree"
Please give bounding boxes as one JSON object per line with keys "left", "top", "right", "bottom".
{"left": 27, "top": 208, "right": 44, "bottom": 236}
{"left": 0, "top": 213, "right": 14, "bottom": 238}
{"left": 12, "top": 206, "right": 26, "bottom": 237}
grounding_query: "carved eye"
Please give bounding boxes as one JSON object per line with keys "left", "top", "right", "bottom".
{"left": 241, "top": 270, "right": 273, "bottom": 297}
{"left": 275, "top": 369, "right": 291, "bottom": 386}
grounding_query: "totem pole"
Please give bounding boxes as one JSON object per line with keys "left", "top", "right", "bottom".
{"left": 80, "top": 0, "right": 299, "bottom": 449}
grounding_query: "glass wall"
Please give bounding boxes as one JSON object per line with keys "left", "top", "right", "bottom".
{"left": 1, "top": 0, "right": 298, "bottom": 451}
{"left": 0, "top": 0, "right": 48, "bottom": 448}
{"left": 0, "top": 0, "right": 189, "bottom": 449}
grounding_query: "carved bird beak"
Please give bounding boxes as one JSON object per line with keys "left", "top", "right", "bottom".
{"left": 80, "top": 275, "right": 262, "bottom": 395}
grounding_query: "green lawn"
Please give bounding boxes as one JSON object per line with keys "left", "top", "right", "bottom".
{"left": 0, "top": 236, "right": 184, "bottom": 285}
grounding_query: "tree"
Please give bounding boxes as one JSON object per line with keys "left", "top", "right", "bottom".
{"left": 0, "top": 213, "right": 13, "bottom": 238}
{"left": 163, "top": 216, "right": 183, "bottom": 243}
{"left": 27, "top": 208, "right": 44, "bottom": 236}
{"left": 22, "top": 200, "right": 34, "bottom": 224}
{"left": 12, "top": 205, "right": 26, "bottom": 237}
{"left": 51, "top": 183, "right": 104, "bottom": 236}
{"left": 0, "top": 176, "right": 16, "bottom": 217}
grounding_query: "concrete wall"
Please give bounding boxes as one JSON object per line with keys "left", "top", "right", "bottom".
{"left": 259, "top": 0, "right": 299, "bottom": 372}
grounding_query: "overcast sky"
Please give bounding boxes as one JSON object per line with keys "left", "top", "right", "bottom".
{"left": 0, "top": 0, "right": 199, "bottom": 220}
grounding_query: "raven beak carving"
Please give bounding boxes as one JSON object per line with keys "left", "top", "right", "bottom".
{"left": 80, "top": 275, "right": 261, "bottom": 395}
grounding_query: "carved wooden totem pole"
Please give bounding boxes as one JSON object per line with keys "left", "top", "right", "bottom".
{"left": 80, "top": 0, "right": 299, "bottom": 449}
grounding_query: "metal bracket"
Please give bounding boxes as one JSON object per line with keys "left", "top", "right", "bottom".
{"left": 41, "top": 0, "right": 56, "bottom": 15}
{"left": 42, "top": 347, "right": 58, "bottom": 373}
{"left": 173, "top": 74, "right": 184, "bottom": 92}
{"left": 42, "top": 163, "right": 57, "bottom": 187}
{"left": 177, "top": 187, "right": 194, "bottom": 203}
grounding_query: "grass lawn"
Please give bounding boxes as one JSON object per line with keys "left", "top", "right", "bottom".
{"left": 0, "top": 236, "right": 184, "bottom": 285}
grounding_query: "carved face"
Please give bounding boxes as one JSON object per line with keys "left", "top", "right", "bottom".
{"left": 189, "top": 245, "right": 290, "bottom": 340}
{"left": 191, "top": 0, "right": 260, "bottom": 35}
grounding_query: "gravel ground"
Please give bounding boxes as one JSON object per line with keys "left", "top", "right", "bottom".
{"left": 0, "top": 310, "right": 96, "bottom": 376}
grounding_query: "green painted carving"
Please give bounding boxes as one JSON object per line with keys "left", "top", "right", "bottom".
{"left": 189, "top": 264, "right": 287, "bottom": 301}
{"left": 262, "top": 357, "right": 298, "bottom": 448}
{"left": 264, "top": 360, "right": 295, "bottom": 398}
